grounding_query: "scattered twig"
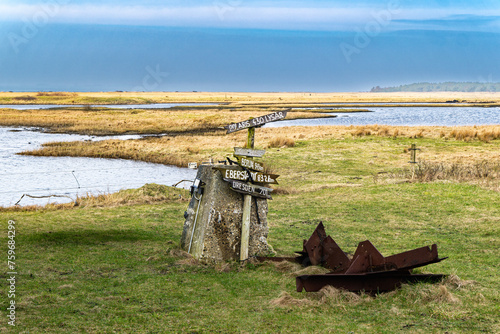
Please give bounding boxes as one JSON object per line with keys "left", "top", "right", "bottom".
{"left": 15, "top": 194, "right": 74, "bottom": 206}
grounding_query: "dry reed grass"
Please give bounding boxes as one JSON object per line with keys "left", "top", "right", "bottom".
{"left": 0, "top": 106, "right": 337, "bottom": 135}
{"left": 449, "top": 127, "right": 500, "bottom": 142}
{"left": 2, "top": 91, "right": 500, "bottom": 104}
{"left": 398, "top": 161, "right": 500, "bottom": 182}
{"left": 349, "top": 124, "right": 500, "bottom": 142}
{"left": 18, "top": 125, "right": 500, "bottom": 174}
{"left": 267, "top": 137, "right": 295, "bottom": 148}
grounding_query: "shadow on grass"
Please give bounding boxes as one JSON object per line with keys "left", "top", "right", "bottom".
{"left": 24, "top": 229, "right": 159, "bottom": 246}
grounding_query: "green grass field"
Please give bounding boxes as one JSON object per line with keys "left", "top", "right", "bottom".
{"left": 1, "top": 134, "right": 499, "bottom": 333}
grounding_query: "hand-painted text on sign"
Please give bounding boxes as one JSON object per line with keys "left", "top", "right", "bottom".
{"left": 226, "top": 179, "right": 273, "bottom": 199}
{"left": 216, "top": 168, "right": 279, "bottom": 184}
{"left": 225, "top": 111, "right": 288, "bottom": 134}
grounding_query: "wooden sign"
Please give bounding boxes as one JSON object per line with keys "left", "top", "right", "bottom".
{"left": 225, "top": 111, "right": 288, "bottom": 134}
{"left": 226, "top": 179, "right": 273, "bottom": 199}
{"left": 238, "top": 157, "right": 264, "bottom": 172}
{"left": 234, "top": 147, "right": 266, "bottom": 158}
{"left": 216, "top": 168, "right": 279, "bottom": 184}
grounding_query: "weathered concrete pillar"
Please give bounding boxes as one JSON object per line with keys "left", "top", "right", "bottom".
{"left": 181, "top": 164, "right": 270, "bottom": 262}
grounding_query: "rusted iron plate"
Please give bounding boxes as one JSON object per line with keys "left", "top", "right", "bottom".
{"left": 234, "top": 147, "right": 266, "bottom": 158}
{"left": 296, "top": 272, "right": 446, "bottom": 293}
{"left": 322, "top": 236, "right": 351, "bottom": 273}
{"left": 216, "top": 167, "right": 279, "bottom": 184}
{"left": 225, "top": 179, "right": 273, "bottom": 199}
{"left": 302, "top": 222, "right": 328, "bottom": 266}
{"left": 238, "top": 157, "right": 265, "bottom": 172}
{"left": 225, "top": 111, "right": 288, "bottom": 134}
{"left": 297, "top": 222, "right": 350, "bottom": 271}
{"left": 345, "top": 240, "right": 386, "bottom": 274}
{"left": 384, "top": 244, "right": 446, "bottom": 271}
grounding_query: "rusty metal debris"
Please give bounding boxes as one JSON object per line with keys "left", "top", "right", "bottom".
{"left": 259, "top": 222, "right": 447, "bottom": 293}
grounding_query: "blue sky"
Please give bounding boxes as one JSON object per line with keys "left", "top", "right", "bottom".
{"left": 0, "top": 0, "right": 499, "bottom": 92}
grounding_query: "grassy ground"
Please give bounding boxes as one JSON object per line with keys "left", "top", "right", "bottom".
{"left": 1, "top": 132, "right": 499, "bottom": 333}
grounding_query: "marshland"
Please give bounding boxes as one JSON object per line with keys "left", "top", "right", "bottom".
{"left": 1, "top": 92, "right": 499, "bottom": 333}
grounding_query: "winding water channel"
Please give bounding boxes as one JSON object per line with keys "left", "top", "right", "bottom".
{"left": 2, "top": 104, "right": 499, "bottom": 207}
{"left": 0, "top": 127, "right": 196, "bottom": 207}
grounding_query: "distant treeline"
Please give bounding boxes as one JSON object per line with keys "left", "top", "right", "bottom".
{"left": 371, "top": 82, "right": 500, "bottom": 92}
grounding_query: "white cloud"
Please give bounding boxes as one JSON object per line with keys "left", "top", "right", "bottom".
{"left": 0, "top": 4, "right": 499, "bottom": 32}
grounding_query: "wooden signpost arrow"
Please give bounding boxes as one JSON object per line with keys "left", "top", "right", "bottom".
{"left": 237, "top": 157, "right": 265, "bottom": 172}
{"left": 225, "top": 111, "right": 288, "bottom": 134}
{"left": 225, "top": 179, "right": 273, "bottom": 200}
{"left": 216, "top": 167, "right": 279, "bottom": 184}
{"left": 233, "top": 147, "right": 266, "bottom": 158}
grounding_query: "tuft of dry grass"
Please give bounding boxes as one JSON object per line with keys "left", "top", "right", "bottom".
{"left": 315, "top": 286, "right": 372, "bottom": 305}
{"left": 269, "top": 286, "right": 372, "bottom": 309}
{"left": 175, "top": 257, "right": 200, "bottom": 266}
{"left": 169, "top": 248, "right": 200, "bottom": 266}
{"left": 444, "top": 274, "right": 476, "bottom": 290}
{"left": 270, "top": 187, "right": 300, "bottom": 195}
{"left": 269, "top": 292, "right": 314, "bottom": 308}
{"left": 267, "top": 137, "right": 295, "bottom": 148}
{"left": 399, "top": 283, "right": 461, "bottom": 305}
{"left": 268, "top": 260, "right": 303, "bottom": 273}
{"left": 214, "top": 262, "right": 233, "bottom": 273}
{"left": 169, "top": 249, "right": 192, "bottom": 258}
{"left": 292, "top": 266, "right": 331, "bottom": 277}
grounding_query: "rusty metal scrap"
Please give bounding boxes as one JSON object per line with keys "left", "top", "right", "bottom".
{"left": 294, "top": 222, "right": 447, "bottom": 293}
{"left": 295, "top": 222, "right": 351, "bottom": 271}
{"left": 258, "top": 222, "right": 447, "bottom": 293}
